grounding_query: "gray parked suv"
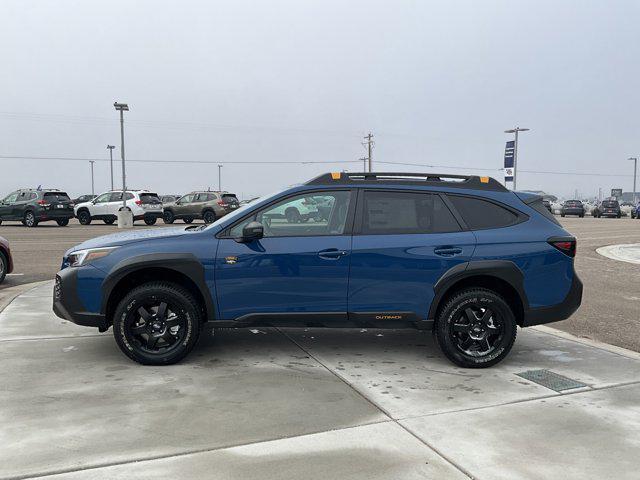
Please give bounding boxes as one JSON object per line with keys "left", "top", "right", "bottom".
{"left": 162, "top": 191, "right": 239, "bottom": 224}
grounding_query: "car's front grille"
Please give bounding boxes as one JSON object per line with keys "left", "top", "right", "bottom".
{"left": 54, "top": 275, "right": 62, "bottom": 301}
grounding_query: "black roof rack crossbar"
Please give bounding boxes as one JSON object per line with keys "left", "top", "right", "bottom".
{"left": 305, "top": 172, "right": 508, "bottom": 192}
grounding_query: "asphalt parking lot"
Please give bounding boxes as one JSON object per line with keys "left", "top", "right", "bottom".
{"left": 1, "top": 216, "right": 638, "bottom": 351}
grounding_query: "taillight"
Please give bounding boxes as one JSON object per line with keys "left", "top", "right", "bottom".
{"left": 135, "top": 200, "right": 142, "bottom": 206}
{"left": 37, "top": 200, "right": 50, "bottom": 207}
{"left": 549, "top": 238, "right": 576, "bottom": 257}
{"left": 217, "top": 200, "right": 228, "bottom": 207}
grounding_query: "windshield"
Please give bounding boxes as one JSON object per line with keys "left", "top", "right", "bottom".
{"left": 204, "top": 188, "right": 289, "bottom": 230}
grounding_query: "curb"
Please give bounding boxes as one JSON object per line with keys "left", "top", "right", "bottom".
{"left": 0, "top": 280, "right": 52, "bottom": 314}
{"left": 532, "top": 324, "right": 640, "bottom": 361}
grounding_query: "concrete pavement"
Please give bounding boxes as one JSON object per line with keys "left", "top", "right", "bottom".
{"left": 1, "top": 282, "right": 639, "bottom": 479}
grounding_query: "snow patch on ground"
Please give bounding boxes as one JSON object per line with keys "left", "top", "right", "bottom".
{"left": 596, "top": 244, "right": 640, "bottom": 265}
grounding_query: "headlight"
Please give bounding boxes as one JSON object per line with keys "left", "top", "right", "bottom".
{"left": 67, "top": 247, "right": 118, "bottom": 267}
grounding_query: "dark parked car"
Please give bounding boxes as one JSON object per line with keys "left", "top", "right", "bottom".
{"left": 0, "top": 236, "right": 13, "bottom": 284}
{"left": 0, "top": 189, "right": 74, "bottom": 227}
{"left": 72, "top": 194, "right": 96, "bottom": 205}
{"left": 54, "top": 172, "right": 582, "bottom": 368}
{"left": 592, "top": 200, "right": 621, "bottom": 218}
{"left": 163, "top": 191, "right": 240, "bottom": 224}
{"left": 561, "top": 200, "right": 585, "bottom": 217}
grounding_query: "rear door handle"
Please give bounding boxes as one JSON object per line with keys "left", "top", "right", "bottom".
{"left": 318, "top": 248, "right": 348, "bottom": 260}
{"left": 434, "top": 247, "right": 463, "bottom": 257}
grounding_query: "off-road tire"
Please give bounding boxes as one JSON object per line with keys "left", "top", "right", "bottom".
{"left": 112, "top": 282, "right": 202, "bottom": 365}
{"left": 24, "top": 211, "right": 38, "bottom": 227}
{"left": 56, "top": 218, "right": 69, "bottom": 226}
{"left": 78, "top": 210, "right": 92, "bottom": 225}
{"left": 434, "top": 288, "right": 517, "bottom": 368}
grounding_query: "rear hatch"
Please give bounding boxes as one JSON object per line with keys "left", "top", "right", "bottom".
{"left": 43, "top": 192, "right": 73, "bottom": 211}
{"left": 601, "top": 200, "right": 619, "bottom": 213}
{"left": 139, "top": 193, "right": 162, "bottom": 210}
{"left": 220, "top": 193, "right": 240, "bottom": 210}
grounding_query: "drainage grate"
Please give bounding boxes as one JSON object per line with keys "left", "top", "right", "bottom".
{"left": 516, "top": 369, "right": 587, "bottom": 392}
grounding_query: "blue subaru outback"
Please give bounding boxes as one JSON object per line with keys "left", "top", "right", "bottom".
{"left": 53, "top": 172, "right": 582, "bottom": 368}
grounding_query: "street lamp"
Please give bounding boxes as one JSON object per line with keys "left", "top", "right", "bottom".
{"left": 218, "top": 164, "right": 223, "bottom": 191}
{"left": 504, "top": 127, "right": 530, "bottom": 190}
{"left": 107, "top": 145, "right": 115, "bottom": 191}
{"left": 89, "top": 160, "right": 95, "bottom": 196}
{"left": 114, "top": 102, "right": 130, "bottom": 227}
{"left": 629, "top": 157, "right": 638, "bottom": 204}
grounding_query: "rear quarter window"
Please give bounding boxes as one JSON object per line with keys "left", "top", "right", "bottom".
{"left": 448, "top": 195, "right": 520, "bottom": 230}
{"left": 529, "top": 199, "right": 560, "bottom": 225}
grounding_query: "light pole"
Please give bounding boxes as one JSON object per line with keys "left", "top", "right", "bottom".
{"left": 107, "top": 145, "right": 115, "bottom": 190}
{"left": 114, "top": 102, "right": 130, "bottom": 227}
{"left": 218, "top": 164, "right": 223, "bottom": 191}
{"left": 504, "top": 127, "right": 530, "bottom": 190}
{"left": 89, "top": 161, "right": 95, "bottom": 196}
{"left": 629, "top": 157, "right": 638, "bottom": 204}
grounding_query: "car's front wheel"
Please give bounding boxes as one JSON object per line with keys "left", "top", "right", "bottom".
{"left": 77, "top": 210, "right": 92, "bottom": 225}
{"left": 144, "top": 215, "right": 157, "bottom": 226}
{"left": 24, "top": 211, "right": 38, "bottom": 227}
{"left": 56, "top": 218, "right": 69, "bottom": 226}
{"left": 163, "top": 211, "right": 175, "bottom": 224}
{"left": 103, "top": 218, "right": 115, "bottom": 225}
{"left": 203, "top": 210, "right": 217, "bottom": 224}
{"left": 435, "top": 288, "right": 517, "bottom": 368}
{"left": 183, "top": 216, "right": 194, "bottom": 224}
{"left": 112, "top": 282, "right": 202, "bottom": 365}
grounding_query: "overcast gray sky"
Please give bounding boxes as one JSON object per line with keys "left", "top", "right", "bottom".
{"left": 2, "top": 0, "right": 638, "bottom": 199}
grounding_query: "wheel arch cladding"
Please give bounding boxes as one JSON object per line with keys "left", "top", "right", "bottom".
{"left": 429, "top": 260, "right": 528, "bottom": 326}
{"left": 102, "top": 253, "right": 214, "bottom": 324}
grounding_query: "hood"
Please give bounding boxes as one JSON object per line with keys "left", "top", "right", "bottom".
{"left": 66, "top": 227, "right": 190, "bottom": 254}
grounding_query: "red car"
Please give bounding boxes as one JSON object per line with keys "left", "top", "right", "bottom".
{"left": 0, "top": 236, "right": 13, "bottom": 284}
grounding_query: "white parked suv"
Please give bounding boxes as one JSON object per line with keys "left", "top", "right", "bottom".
{"left": 74, "top": 190, "right": 163, "bottom": 225}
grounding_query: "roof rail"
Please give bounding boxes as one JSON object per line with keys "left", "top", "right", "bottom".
{"left": 305, "top": 172, "right": 508, "bottom": 192}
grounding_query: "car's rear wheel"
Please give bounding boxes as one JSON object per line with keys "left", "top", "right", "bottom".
{"left": 24, "top": 211, "right": 38, "bottom": 227}
{"left": 163, "top": 211, "right": 175, "bottom": 224}
{"left": 103, "top": 218, "right": 115, "bottom": 225}
{"left": 0, "top": 251, "right": 6, "bottom": 284}
{"left": 144, "top": 215, "right": 157, "bottom": 226}
{"left": 78, "top": 210, "right": 92, "bottom": 225}
{"left": 285, "top": 207, "right": 301, "bottom": 223}
{"left": 56, "top": 218, "right": 69, "bottom": 226}
{"left": 203, "top": 210, "right": 216, "bottom": 224}
{"left": 183, "top": 216, "right": 194, "bottom": 224}
{"left": 112, "top": 282, "right": 202, "bottom": 365}
{"left": 435, "top": 288, "right": 517, "bottom": 368}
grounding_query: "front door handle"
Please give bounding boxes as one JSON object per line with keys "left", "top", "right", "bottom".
{"left": 317, "top": 248, "right": 348, "bottom": 260}
{"left": 434, "top": 247, "right": 463, "bottom": 257}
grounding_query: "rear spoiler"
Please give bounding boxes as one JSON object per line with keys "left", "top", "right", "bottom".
{"left": 514, "top": 192, "right": 542, "bottom": 205}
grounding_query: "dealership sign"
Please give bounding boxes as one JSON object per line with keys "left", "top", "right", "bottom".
{"left": 504, "top": 141, "right": 515, "bottom": 182}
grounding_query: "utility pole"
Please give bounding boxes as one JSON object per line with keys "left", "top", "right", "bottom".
{"left": 359, "top": 157, "right": 368, "bottom": 171}
{"left": 629, "top": 157, "right": 638, "bottom": 204}
{"left": 89, "top": 161, "right": 95, "bottom": 196}
{"left": 362, "top": 133, "right": 374, "bottom": 172}
{"left": 504, "top": 127, "right": 530, "bottom": 190}
{"left": 107, "top": 145, "right": 115, "bottom": 190}
{"left": 114, "top": 102, "right": 130, "bottom": 227}
{"left": 218, "top": 164, "right": 223, "bottom": 191}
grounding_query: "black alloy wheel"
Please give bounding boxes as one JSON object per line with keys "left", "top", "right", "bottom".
{"left": 203, "top": 210, "right": 216, "bottom": 224}
{"left": 144, "top": 216, "right": 157, "bottom": 226}
{"left": 163, "top": 211, "right": 175, "bottom": 224}
{"left": 113, "top": 282, "right": 201, "bottom": 365}
{"left": 435, "top": 288, "right": 517, "bottom": 368}
{"left": 57, "top": 218, "right": 69, "bottom": 226}
{"left": 78, "top": 210, "right": 92, "bottom": 225}
{"left": 104, "top": 218, "right": 115, "bottom": 225}
{"left": 183, "top": 216, "right": 194, "bottom": 224}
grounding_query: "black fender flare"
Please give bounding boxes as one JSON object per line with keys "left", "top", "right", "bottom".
{"left": 427, "top": 260, "right": 529, "bottom": 320}
{"left": 100, "top": 253, "right": 215, "bottom": 321}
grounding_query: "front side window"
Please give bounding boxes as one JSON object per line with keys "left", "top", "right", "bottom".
{"left": 179, "top": 194, "right": 195, "bottom": 204}
{"left": 448, "top": 195, "right": 519, "bottom": 230}
{"left": 109, "top": 192, "right": 124, "bottom": 202}
{"left": 94, "top": 193, "right": 111, "bottom": 203}
{"left": 361, "top": 191, "right": 460, "bottom": 234}
{"left": 228, "top": 191, "right": 351, "bottom": 238}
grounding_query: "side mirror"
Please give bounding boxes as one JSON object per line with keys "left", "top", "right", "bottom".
{"left": 237, "top": 221, "right": 264, "bottom": 243}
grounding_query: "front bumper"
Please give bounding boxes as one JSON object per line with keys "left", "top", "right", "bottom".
{"left": 53, "top": 267, "right": 107, "bottom": 330}
{"left": 522, "top": 273, "right": 583, "bottom": 327}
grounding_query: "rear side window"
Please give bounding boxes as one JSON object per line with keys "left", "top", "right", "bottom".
{"left": 140, "top": 193, "right": 161, "bottom": 204}
{"left": 361, "top": 191, "right": 460, "bottom": 234}
{"left": 448, "top": 195, "right": 519, "bottom": 230}
{"left": 44, "top": 192, "right": 70, "bottom": 202}
{"left": 529, "top": 199, "right": 560, "bottom": 225}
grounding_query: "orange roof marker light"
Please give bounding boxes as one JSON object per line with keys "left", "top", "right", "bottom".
{"left": 330, "top": 172, "right": 341, "bottom": 180}
{"left": 480, "top": 176, "right": 489, "bottom": 183}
